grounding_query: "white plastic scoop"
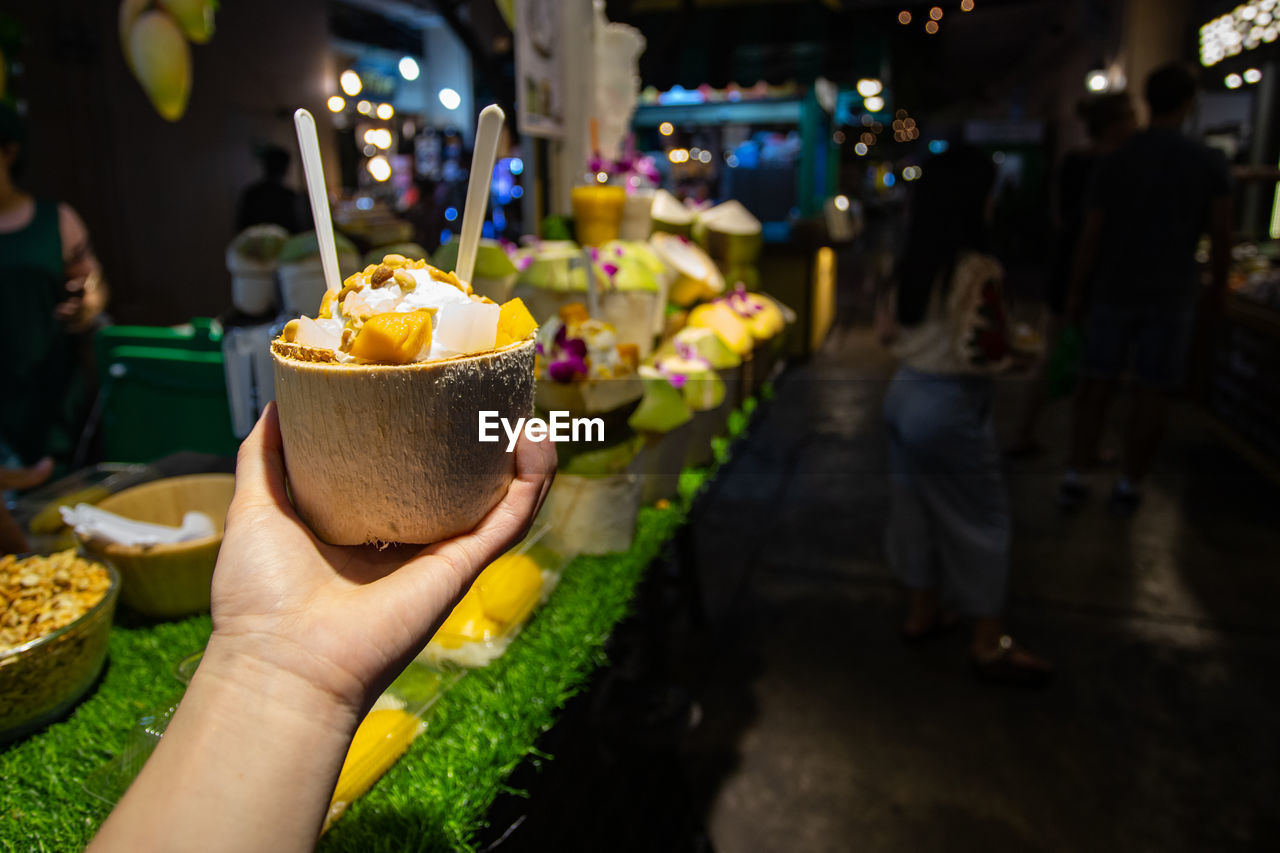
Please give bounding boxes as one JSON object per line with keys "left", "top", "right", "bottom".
{"left": 293, "top": 108, "right": 342, "bottom": 294}
{"left": 455, "top": 105, "right": 506, "bottom": 286}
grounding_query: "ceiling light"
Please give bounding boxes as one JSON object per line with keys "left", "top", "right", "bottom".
{"left": 438, "top": 88, "right": 461, "bottom": 110}
{"left": 367, "top": 155, "right": 391, "bottom": 182}
{"left": 340, "top": 70, "right": 362, "bottom": 97}
{"left": 327, "top": 95, "right": 345, "bottom": 113}
{"left": 398, "top": 56, "right": 420, "bottom": 81}
{"left": 1086, "top": 70, "right": 1109, "bottom": 91}
{"left": 864, "top": 95, "right": 885, "bottom": 111}
{"left": 1225, "top": 72, "right": 1243, "bottom": 88}
{"left": 856, "top": 78, "right": 883, "bottom": 97}
{"left": 1244, "top": 67, "right": 1263, "bottom": 83}
{"left": 376, "top": 103, "right": 394, "bottom": 120}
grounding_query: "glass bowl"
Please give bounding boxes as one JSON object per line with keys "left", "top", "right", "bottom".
{"left": 0, "top": 557, "right": 120, "bottom": 743}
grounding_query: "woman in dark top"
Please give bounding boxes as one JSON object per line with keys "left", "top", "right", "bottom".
{"left": 1010, "top": 92, "right": 1135, "bottom": 456}
{"left": 0, "top": 102, "right": 108, "bottom": 467}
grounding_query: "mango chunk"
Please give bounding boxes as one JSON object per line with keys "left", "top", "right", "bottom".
{"left": 495, "top": 298, "right": 539, "bottom": 347}
{"left": 318, "top": 289, "right": 338, "bottom": 319}
{"left": 434, "top": 593, "right": 501, "bottom": 648}
{"left": 475, "top": 552, "right": 543, "bottom": 625}
{"left": 348, "top": 311, "right": 433, "bottom": 364}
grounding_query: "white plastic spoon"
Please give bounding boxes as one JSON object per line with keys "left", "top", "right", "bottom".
{"left": 293, "top": 108, "right": 342, "bottom": 294}
{"left": 455, "top": 104, "right": 506, "bottom": 287}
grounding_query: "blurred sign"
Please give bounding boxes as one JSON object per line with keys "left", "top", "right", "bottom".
{"left": 515, "top": 0, "right": 564, "bottom": 137}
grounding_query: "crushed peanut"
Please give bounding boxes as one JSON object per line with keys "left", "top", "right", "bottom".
{"left": 0, "top": 552, "right": 111, "bottom": 653}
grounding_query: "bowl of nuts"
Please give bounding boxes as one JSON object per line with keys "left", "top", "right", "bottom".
{"left": 0, "top": 550, "right": 120, "bottom": 743}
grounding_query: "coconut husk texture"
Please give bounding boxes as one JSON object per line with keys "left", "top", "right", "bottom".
{"left": 272, "top": 339, "right": 535, "bottom": 546}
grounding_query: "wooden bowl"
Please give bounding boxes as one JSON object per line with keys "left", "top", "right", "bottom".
{"left": 77, "top": 474, "right": 235, "bottom": 618}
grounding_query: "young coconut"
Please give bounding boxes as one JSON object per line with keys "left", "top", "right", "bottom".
{"left": 693, "top": 200, "right": 763, "bottom": 290}
{"left": 272, "top": 338, "right": 535, "bottom": 546}
{"left": 649, "top": 188, "right": 695, "bottom": 238}
{"left": 649, "top": 232, "right": 724, "bottom": 307}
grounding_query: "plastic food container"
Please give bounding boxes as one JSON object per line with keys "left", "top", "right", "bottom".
{"left": 76, "top": 474, "right": 234, "bottom": 618}
{"left": 0, "top": 560, "right": 120, "bottom": 743}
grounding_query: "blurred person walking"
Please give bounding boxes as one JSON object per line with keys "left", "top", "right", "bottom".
{"left": 1010, "top": 92, "right": 1137, "bottom": 457}
{"left": 882, "top": 146, "right": 1052, "bottom": 686}
{"left": 1058, "top": 63, "right": 1232, "bottom": 515}
{"left": 235, "top": 144, "right": 305, "bottom": 233}
{"left": 0, "top": 101, "right": 108, "bottom": 468}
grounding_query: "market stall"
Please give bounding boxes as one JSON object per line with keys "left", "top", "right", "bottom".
{"left": 1, "top": 5, "right": 812, "bottom": 848}
{"left": 0, "top": 390, "right": 766, "bottom": 851}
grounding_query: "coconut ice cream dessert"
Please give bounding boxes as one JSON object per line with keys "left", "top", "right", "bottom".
{"left": 271, "top": 253, "right": 538, "bottom": 546}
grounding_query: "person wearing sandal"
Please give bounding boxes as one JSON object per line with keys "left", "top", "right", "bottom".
{"left": 881, "top": 145, "right": 1053, "bottom": 688}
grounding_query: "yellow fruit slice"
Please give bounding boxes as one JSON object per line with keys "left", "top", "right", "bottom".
{"left": 686, "top": 303, "right": 754, "bottom": 355}
{"left": 127, "top": 11, "right": 192, "bottom": 122}
{"left": 433, "top": 593, "right": 501, "bottom": 648}
{"left": 157, "top": 0, "right": 216, "bottom": 44}
{"left": 326, "top": 708, "right": 422, "bottom": 832}
{"left": 349, "top": 311, "right": 433, "bottom": 364}
{"left": 318, "top": 289, "right": 338, "bottom": 319}
{"left": 475, "top": 552, "right": 543, "bottom": 625}
{"left": 495, "top": 298, "right": 538, "bottom": 348}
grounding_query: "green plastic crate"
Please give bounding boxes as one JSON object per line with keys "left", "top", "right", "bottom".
{"left": 95, "top": 321, "right": 240, "bottom": 462}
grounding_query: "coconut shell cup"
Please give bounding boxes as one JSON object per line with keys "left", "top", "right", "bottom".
{"left": 271, "top": 339, "right": 536, "bottom": 546}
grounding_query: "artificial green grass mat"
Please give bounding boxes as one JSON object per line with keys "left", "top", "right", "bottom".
{"left": 0, "top": 390, "right": 765, "bottom": 852}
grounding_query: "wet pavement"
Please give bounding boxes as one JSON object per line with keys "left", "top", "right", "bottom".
{"left": 494, "top": 260, "right": 1280, "bottom": 852}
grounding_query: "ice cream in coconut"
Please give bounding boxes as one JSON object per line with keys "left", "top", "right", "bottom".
{"left": 271, "top": 253, "right": 538, "bottom": 546}
{"left": 510, "top": 240, "right": 661, "bottom": 358}
{"left": 534, "top": 302, "right": 642, "bottom": 423}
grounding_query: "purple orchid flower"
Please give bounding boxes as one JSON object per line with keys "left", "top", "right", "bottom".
{"left": 601, "top": 262, "right": 619, "bottom": 278}
{"left": 561, "top": 337, "right": 588, "bottom": 360}
{"left": 614, "top": 246, "right": 625, "bottom": 257}
{"left": 588, "top": 246, "right": 600, "bottom": 262}
{"left": 548, "top": 356, "right": 587, "bottom": 382}
{"left": 667, "top": 372, "right": 687, "bottom": 390}
{"left": 517, "top": 255, "right": 534, "bottom": 271}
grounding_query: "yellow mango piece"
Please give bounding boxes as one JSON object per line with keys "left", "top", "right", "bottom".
{"left": 558, "top": 302, "right": 590, "bottom": 326}
{"left": 495, "top": 298, "right": 538, "bottom": 347}
{"left": 326, "top": 708, "right": 422, "bottom": 832}
{"left": 318, "top": 289, "right": 337, "bottom": 319}
{"left": 434, "top": 593, "right": 501, "bottom": 647}
{"left": 687, "top": 303, "right": 754, "bottom": 356}
{"left": 475, "top": 552, "right": 543, "bottom": 625}
{"left": 348, "top": 311, "right": 433, "bottom": 364}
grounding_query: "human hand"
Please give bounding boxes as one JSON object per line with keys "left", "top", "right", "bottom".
{"left": 206, "top": 403, "right": 556, "bottom": 719}
{"left": 0, "top": 457, "right": 53, "bottom": 555}
{"left": 55, "top": 273, "right": 105, "bottom": 333}
{"left": 0, "top": 457, "right": 54, "bottom": 492}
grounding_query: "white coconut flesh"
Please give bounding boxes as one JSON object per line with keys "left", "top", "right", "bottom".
{"left": 697, "top": 200, "right": 761, "bottom": 236}
{"left": 649, "top": 233, "right": 724, "bottom": 302}
{"left": 650, "top": 189, "right": 694, "bottom": 226}
{"left": 271, "top": 339, "right": 536, "bottom": 546}
{"left": 294, "top": 268, "right": 507, "bottom": 364}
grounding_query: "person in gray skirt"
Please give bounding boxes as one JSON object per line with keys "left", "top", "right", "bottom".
{"left": 882, "top": 145, "right": 1052, "bottom": 686}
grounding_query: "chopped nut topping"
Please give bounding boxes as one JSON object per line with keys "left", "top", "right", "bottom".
{"left": 0, "top": 552, "right": 111, "bottom": 652}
